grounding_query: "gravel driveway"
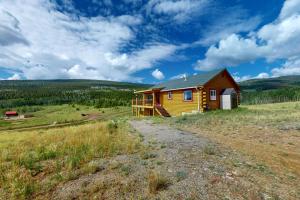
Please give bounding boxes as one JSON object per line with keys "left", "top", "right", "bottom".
{"left": 53, "top": 120, "right": 273, "bottom": 200}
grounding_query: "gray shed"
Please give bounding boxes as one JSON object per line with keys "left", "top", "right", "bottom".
{"left": 221, "top": 88, "right": 238, "bottom": 110}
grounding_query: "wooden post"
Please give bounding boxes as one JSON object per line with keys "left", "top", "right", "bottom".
{"left": 136, "top": 96, "right": 138, "bottom": 117}
{"left": 153, "top": 92, "right": 155, "bottom": 116}
{"left": 202, "top": 91, "right": 207, "bottom": 112}
{"left": 132, "top": 99, "right": 134, "bottom": 116}
{"left": 153, "top": 92, "right": 155, "bottom": 107}
{"left": 197, "top": 87, "right": 204, "bottom": 112}
{"left": 197, "top": 87, "right": 200, "bottom": 111}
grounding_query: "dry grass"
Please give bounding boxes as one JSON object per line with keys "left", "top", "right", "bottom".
{"left": 148, "top": 170, "right": 170, "bottom": 194}
{"left": 170, "top": 101, "right": 300, "bottom": 198}
{"left": 0, "top": 120, "right": 141, "bottom": 199}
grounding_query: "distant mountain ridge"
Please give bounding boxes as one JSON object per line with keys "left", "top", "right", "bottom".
{"left": 239, "top": 75, "right": 300, "bottom": 91}
{"left": 0, "top": 79, "right": 152, "bottom": 90}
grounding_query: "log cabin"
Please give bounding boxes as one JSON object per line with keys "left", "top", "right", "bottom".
{"left": 132, "top": 68, "right": 240, "bottom": 117}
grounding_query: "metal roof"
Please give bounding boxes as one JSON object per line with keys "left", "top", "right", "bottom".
{"left": 151, "top": 68, "right": 226, "bottom": 91}
{"left": 221, "top": 88, "right": 237, "bottom": 95}
{"left": 5, "top": 111, "right": 18, "bottom": 115}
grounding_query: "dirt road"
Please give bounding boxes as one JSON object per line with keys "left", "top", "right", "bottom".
{"left": 52, "top": 120, "right": 287, "bottom": 199}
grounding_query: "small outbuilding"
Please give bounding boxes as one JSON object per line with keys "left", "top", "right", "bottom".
{"left": 5, "top": 111, "right": 18, "bottom": 118}
{"left": 221, "top": 88, "right": 238, "bottom": 110}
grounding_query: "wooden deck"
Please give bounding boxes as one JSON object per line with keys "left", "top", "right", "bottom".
{"left": 131, "top": 99, "right": 154, "bottom": 108}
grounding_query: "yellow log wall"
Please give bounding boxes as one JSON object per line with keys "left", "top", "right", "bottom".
{"left": 160, "top": 88, "right": 198, "bottom": 116}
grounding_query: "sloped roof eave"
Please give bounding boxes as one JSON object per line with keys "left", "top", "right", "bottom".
{"left": 160, "top": 85, "right": 204, "bottom": 92}
{"left": 149, "top": 68, "right": 226, "bottom": 92}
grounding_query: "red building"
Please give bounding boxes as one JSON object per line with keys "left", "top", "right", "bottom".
{"left": 5, "top": 111, "right": 18, "bottom": 118}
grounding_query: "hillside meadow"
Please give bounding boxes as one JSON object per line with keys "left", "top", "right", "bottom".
{"left": 0, "top": 102, "right": 299, "bottom": 199}
{"left": 0, "top": 120, "right": 141, "bottom": 199}
{"left": 0, "top": 105, "right": 130, "bottom": 131}
{"left": 158, "top": 101, "right": 300, "bottom": 198}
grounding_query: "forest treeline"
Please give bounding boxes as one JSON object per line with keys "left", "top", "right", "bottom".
{"left": 0, "top": 80, "right": 150, "bottom": 109}
{"left": 239, "top": 75, "right": 300, "bottom": 105}
{"left": 241, "top": 88, "right": 300, "bottom": 105}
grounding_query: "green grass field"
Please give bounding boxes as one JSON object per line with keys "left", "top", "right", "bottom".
{"left": 0, "top": 105, "right": 130, "bottom": 131}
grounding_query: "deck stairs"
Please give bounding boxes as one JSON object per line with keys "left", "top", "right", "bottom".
{"left": 155, "top": 105, "right": 171, "bottom": 117}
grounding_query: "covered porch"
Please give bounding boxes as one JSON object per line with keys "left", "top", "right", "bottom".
{"left": 132, "top": 89, "right": 161, "bottom": 117}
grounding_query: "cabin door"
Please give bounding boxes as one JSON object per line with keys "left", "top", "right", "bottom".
{"left": 155, "top": 92, "right": 160, "bottom": 106}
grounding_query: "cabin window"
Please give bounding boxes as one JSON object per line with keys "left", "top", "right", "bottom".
{"left": 210, "top": 89, "right": 217, "bottom": 101}
{"left": 167, "top": 91, "right": 172, "bottom": 100}
{"left": 183, "top": 90, "right": 192, "bottom": 101}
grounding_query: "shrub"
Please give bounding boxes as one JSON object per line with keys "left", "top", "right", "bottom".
{"left": 120, "top": 165, "right": 132, "bottom": 176}
{"left": 203, "top": 144, "right": 216, "bottom": 155}
{"left": 141, "top": 152, "right": 157, "bottom": 160}
{"left": 107, "top": 120, "right": 118, "bottom": 134}
{"left": 148, "top": 170, "right": 170, "bottom": 193}
{"left": 176, "top": 171, "right": 188, "bottom": 182}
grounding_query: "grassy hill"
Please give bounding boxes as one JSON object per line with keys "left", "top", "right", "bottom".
{"left": 239, "top": 75, "right": 300, "bottom": 91}
{"left": 0, "top": 79, "right": 151, "bottom": 110}
{"left": 0, "top": 79, "right": 151, "bottom": 90}
{"left": 239, "top": 75, "right": 300, "bottom": 104}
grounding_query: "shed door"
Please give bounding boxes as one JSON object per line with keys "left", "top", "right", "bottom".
{"left": 221, "top": 95, "right": 231, "bottom": 110}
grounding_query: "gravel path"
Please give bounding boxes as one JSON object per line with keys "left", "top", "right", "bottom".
{"left": 129, "top": 120, "right": 219, "bottom": 199}
{"left": 52, "top": 120, "right": 268, "bottom": 200}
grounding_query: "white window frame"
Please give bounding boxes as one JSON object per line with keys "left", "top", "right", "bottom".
{"left": 210, "top": 89, "right": 217, "bottom": 101}
{"left": 167, "top": 91, "right": 172, "bottom": 100}
{"left": 183, "top": 90, "right": 192, "bottom": 101}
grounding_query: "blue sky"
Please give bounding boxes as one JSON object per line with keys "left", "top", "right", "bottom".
{"left": 0, "top": 0, "right": 300, "bottom": 83}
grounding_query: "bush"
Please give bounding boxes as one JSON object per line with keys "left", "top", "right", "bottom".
{"left": 203, "top": 144, "right": 216, "bottom": 155}
{"left": 107, "top": 120, "right": 118, "bottom": 134}
{"left": 148, "top": 170, "right": 170, "bottom": 193}
{"left": 176, "top": 171, "right": 188, "bottom": 182}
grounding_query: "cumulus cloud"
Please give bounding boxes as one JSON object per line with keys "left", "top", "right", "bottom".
{"left": 0, "top": 0, "right": 178, "bottom": 81}
{"left": 256, "top": 72, "right": 270, "bottom": 79}
{"left": 195, "top": 0, "right": 300, "bottom": 76}
{"left": 279, "top": 0, "right": 300, "bottom": 19}
{"left": 147, "top": 0, "right": 209, "bottom": 23}
{"left": 198, "top": 7, "right": 261, "bottom": 46}
{"left": 0, "top": 10, "right": 29, "bottom": 46}
{"left": 271, "top": 57, "right": 300, "bottom": 77}
{"left": 195, "top": 34, "right": 267, "bottom": 71}
{"left": 7, "top": 73, "right": 21, "bottom": 80}
{"left": 152, "top": 68, "right": 165, "bottom": 80}
{"left": 233, "top": 75, "right": 252, "bottom": 82}
{"left": 233, "top": 72, "right": 270, "bottom": 82}
{"left": 170, "top": 73, "right": 187, "bottom": 80}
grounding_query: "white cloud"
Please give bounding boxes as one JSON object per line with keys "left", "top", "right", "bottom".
{"left": 271, "top": 57, "right": 300, "bottom": 76}
{"left": 0, "top": 0, "right": 178, "bottom": 81}
{"left": 195, "top": 0, "right": 300, "bottom": 76}
{"left": 195, "top": 34, "right": 267, "bottom": 71}
{"left": 233, "top": 72, "right": 269, "bottom": 82}
{"left": 233, "top": 75, "right": 252, "bottom": 82}
{"left": 170, "top": 73, "right": 187, "bottom": 80}
{"left": 152, "top": 68, "right": 165, "bottom": 80}
{"left": 147, "top": 0, "right": 209, "bottom": 23}
{"left": 279, "top": 0, "right": 300, "bottom": 20}
{"left": 7, "top": 73, "right": 21, "bottom": 80}
{"left": 256, "top": 72, "right": 270, "bottom": 79}
{"left": 198, "top": 8, "right": 261, "bottom": 46}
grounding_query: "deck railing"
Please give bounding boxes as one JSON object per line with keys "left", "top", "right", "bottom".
{"left": 132, "top": 99, "right": 153, "bottom": 107}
